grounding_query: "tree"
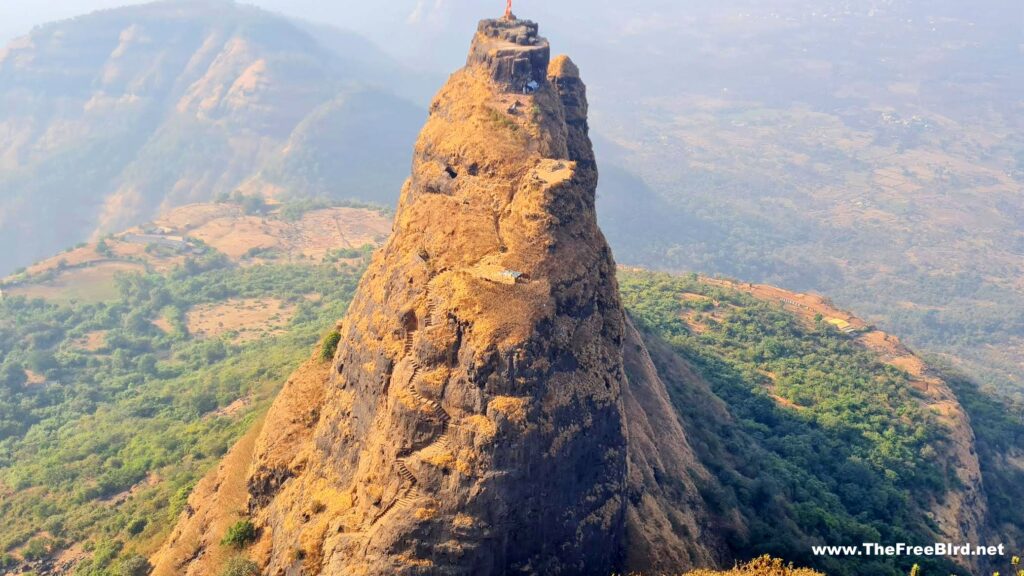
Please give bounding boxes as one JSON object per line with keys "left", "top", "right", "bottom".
{"left": 0, "top": 363, "right": 27, "bottom": 390}
{"left": 232, "top": 192, "right": 267, "bottom": 215}
{"left": 126, "top": 517, "right": 148, "bottom": 536}
{"left": 22, "top": 537, "right": 54, "bottom": 561}
{"left": 26, "top": 350, "right": 57, "bottom": 373}
{"left": 136, "top": 354, "right": 158, "bottom": 376}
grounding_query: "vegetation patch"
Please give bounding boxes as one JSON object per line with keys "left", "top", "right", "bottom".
{"left": 320, "top": 330, "right": 342, "bottom": 362}
{"left": 0, "top": 249, "right": 366, "bottom": 573}
{"left": 220, "top": 556, "right": 259, "bottom": 576}
{"left": 220, "top": 520, "right": 257, "bottom": 549}
{"left": 619, "top": 270, "right": 962, "bottom": 576}
{"left": 685, "top": 555, "right": 823, "bottom": 576}
{"left": 6, "top": 262, "right": 146, "bottom": 304}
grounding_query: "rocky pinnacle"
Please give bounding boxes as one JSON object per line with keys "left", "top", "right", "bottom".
{"left": 154, "top": 17, "right": 727, "bottom": 576}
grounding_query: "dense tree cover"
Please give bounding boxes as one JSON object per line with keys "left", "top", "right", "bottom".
{"left": 619, "top": 271, "right": 963, "bottom": 576}
{"left": 0, "top": 253, "right": 365, "bottom": 573}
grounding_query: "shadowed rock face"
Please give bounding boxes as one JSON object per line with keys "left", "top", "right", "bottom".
{"left": 153, "top": 17, "right": 726, "bottom": 576}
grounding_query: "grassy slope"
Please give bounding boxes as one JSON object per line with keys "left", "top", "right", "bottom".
{"left": 0, "top": 252, "right": 365, "bottom": 574}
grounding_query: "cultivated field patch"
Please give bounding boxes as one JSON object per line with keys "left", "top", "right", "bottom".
{"left": 185, "top": 298, "right": 297, "bottom": 343}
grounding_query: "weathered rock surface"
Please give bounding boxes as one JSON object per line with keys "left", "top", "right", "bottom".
{"left": 153, "top": 17, "right": 727, "bottom": 576}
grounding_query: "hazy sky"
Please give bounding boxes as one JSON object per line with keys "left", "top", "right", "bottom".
{"left": 0, "top": 0, "right": 493, "bottom": 58}
{"left": 0, "top": 0, "right": 630, "bottom": 72}
{"left": 3, "top": 0, "right": 1018, "bottom": 102}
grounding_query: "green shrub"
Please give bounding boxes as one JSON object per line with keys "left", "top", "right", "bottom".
{"left": 320, "top": 331, "right": 341, "bottom": 362}
{"left": 221, "top": 520, "right": 257, "bottom": 549}
{"left": 484, "top": 107, "right": 518, "bottom": 132}
{"left": 126, "top": 518, "right": 147, "bottom": 536}
{"left": 323, "top": 244, "right": 375, "bottom": 263}
{"left": 22, "top": 537, "right": 54, "bottom": 561}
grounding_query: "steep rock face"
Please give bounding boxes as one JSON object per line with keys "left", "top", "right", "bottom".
{"left": 155, "top": 17, "right": 727, "bottom": 576}
{"left": 293, "top": 19, "right": 627, "bottom": 574}
{"left": 620, "top": 318, "right": 734, "bottom": 572}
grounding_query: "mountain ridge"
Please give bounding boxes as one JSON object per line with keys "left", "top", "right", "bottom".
{"left": 0, "top": 0, "right": 419, "bottom": 276}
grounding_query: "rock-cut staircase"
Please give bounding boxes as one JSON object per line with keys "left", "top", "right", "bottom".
{"left": 392, "top": 287, "right": 454, "bottom": 510}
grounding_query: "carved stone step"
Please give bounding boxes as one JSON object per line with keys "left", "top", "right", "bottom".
{"left": 425, "top": 300, "right": 439, "bottom": 327}
{"left": 396, "top": 460, "right": 417, "bottom": 484}
{"left": 407, "top": 386, "right": 450, "bottom": 421}
{"left": 435, "top": 434, "right": 452, "bottom": 449}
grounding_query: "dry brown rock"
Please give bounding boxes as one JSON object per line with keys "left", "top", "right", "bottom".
{"left": 154, "top": 17, "right": 726, "bottom": 575}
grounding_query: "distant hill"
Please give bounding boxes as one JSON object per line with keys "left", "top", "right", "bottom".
{"left": 0, "top": 0, "right": 421, "bottom": 276}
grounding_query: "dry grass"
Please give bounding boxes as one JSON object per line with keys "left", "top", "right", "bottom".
{"left": 185, "top": 298, "right": 296, "bottom": 343}
{"left": 70, "top": 330, "right": 108, "bottom": 352}
{"left": 3, "top": 203, "right": 390, "bottom": 304}
{"left": 182, "top": 205, "right": 389, "bottom": 262}
{"left": 487, "top": 396, "right": 529, "bottom": 426}
{"left": 7, "top": 261, "right": 145, "bottom": 303}
{"left": 22, "top": 245, "right": 102, "bottom": 276}
{"left": 683, "top": 556, "right": 824, "bottom": 576}
{"left": 24, "top": 370, "right": 46, "bottom": 386}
